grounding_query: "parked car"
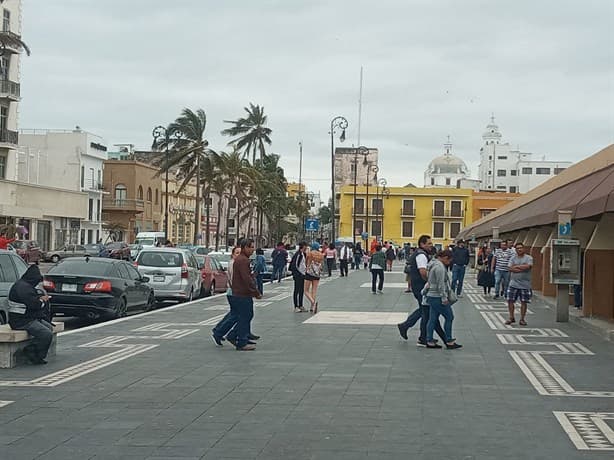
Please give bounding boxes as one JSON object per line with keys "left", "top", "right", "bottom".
{"left": 208, "top": 251, "right": 231, "bottom": 270}
{"left": 135, "top": 248, "right": 202, "bottom": 302}
{"left": 0, "top": 249, "right": 28, "bottom": 324}
{"left": 45, "top": 244, "right": 90, "bottom": 263}
{"left": 128, "top": 244, "right": 143, "bottom": 260}
{"left": 84, "top": 243, "right": 104, "bottom": 256}
{"left": 195, "top": 254, "right": 228, "bottom": 297}
{"left": 105, "top": 242, "right": 132, "bottom": 260}
{"left": 9, "top": 240, "right": 43, "bottom": 263}
{"left": 42, "top": 257, "right": 155, "bottom": 320}
{"left": 260, "top": 248, "right": 276, "bottom": 280}
{"left": 191, "top": 245, "right": 211, "bottom": 255}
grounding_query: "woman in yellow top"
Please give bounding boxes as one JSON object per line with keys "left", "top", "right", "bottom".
{"left": 304, "top": 242, "right": 324, "bottom": 313}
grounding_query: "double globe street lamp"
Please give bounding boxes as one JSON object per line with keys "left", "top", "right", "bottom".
{"left": 352, "top": 146, "right": 370, "bottom": 245}
{"left": 330, "top": 116, "right": 348, "bottom": 245}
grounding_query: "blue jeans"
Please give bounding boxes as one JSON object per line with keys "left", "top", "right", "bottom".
{"left": 354, "top": 254, "right": 361, "bottom": 269}
{"left": 212, "top": 295, "right": 239, "bottom": 339}
{"left": 20, "top": 319, "right": 54, "bottom": 359}
{"left": 426, "top": 297, "right": 454, "bottom": 343}
{"left": 256, "top": 274, "right": 264, "bottom": 295}
{"left": 494, "top": 270, "right": 510, "bottom": 296}
{"left": 371, "top": 269, "right": 384, "bottom": 292}
{"left": 233, "top": 296, "right": 254, "bottom": 348}
{"left": 451, "top": 264, "right": 466, "bottom": 295}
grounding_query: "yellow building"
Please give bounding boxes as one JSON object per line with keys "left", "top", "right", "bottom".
{"left": 287, "top": 182, "right": 305, "bottom": 198}
{"left": 338, "top": 185, "right": 522, "bottom": 247}
{"left": 339, "top": 185, "right": 472, "bottom": 247}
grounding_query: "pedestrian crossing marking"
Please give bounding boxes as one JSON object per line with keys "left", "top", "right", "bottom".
{"left": 304, "top": 311, "right": 408, "bottom": 325}
{"left": 554, "top": 412, "right": 614, "bottom": 450}
{"left": 359, "top": 283, "right": 409, "bottom": 288}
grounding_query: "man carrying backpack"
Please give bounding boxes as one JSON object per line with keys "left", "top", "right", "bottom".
{"left": 290, "top": 242, "right": 308, "bottom": 312}
{"left": 271, "top": 242, "right": 288, "bottom": 283}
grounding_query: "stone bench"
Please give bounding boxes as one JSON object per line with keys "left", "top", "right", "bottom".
{"left": 0, "top": 322, "right": 64, "bottom": 368}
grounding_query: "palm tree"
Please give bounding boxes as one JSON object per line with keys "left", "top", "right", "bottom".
{"left": 221, "top": 103, "right": 272, "bottom": 164}
{"left": 152, "top": 108, "right": 213, "bottom": 245}
{"left": 212, "top": 149, "right": 256, "bottom": 246}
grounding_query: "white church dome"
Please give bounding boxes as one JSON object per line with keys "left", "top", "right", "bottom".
{"left": 427, "top": 153, "right": 469, "bottom": 175}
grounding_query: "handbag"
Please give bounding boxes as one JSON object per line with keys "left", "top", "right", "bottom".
{"left": 404, "top": 263, "right": 412, "bottom": 275}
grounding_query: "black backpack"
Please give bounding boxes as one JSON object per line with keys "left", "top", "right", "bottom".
{"left": 289, "top": 251, "right": 301, "bottom": 275}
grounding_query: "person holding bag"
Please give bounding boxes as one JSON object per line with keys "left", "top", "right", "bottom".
{"left": 477, "top": 246, "right": 495, "bottom": 295}
{"left": 424, "top": 249, "right": 462, "bottom": 350}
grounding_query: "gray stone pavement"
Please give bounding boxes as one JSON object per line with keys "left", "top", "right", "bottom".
{"left": 1, "top": 262, "right": 613, "bottom": 459}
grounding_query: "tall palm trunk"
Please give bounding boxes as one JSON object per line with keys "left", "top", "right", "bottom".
{"left": 193, "top": 153, "right": 201, "bottom": 245}
{"left": 204, "top": 189, "right": 211, "bottom": 247}
{"left": 215, "top": 196, "right": 223, "bottom": 251}
{"left": 224, "top": 190, "right": 233, "bottom": 247}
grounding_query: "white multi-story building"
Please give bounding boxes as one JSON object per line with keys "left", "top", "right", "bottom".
{"left": 18, "top": 128, "right": 108, "bottom": 247}
{"left": 477, "top": 117, "right": 571, "bottom": 193}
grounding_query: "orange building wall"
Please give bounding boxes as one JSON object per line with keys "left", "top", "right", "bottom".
{"left": 471, "top": 192, "right": 521, "bottom": 222}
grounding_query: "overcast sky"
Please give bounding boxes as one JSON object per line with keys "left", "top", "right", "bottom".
{"left": 20, "top": 0, "right": 614, "bottom": 201}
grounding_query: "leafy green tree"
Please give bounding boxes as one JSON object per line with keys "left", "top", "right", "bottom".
{"left": 318, "top": 206, "right": 331, "bottom": 225}
{"left": 221, "top": 103, "right": 272, "bottom": 164}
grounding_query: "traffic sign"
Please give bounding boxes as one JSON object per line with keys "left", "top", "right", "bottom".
{"left": 559, "top": 222, "right": 571, "bottom": 236}
{"left": 361, "top": 231, "right": 368, "bottom": 240}
{"left": 305, "top": 218, "right": 320, "bottom": 231}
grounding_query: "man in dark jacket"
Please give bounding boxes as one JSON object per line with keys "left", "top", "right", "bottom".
{"left": 451, "top": 240, "right": 470, "bottom": 297}
{"left": 8, "top": 264, "right": 54, "bottom": 364}
{"left": 232, "top": 239, "right": 262, "bottom": 350}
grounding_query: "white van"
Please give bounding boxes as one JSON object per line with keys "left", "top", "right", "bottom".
{"left": 135, "top": 232, "right": 166, "bottom": 248}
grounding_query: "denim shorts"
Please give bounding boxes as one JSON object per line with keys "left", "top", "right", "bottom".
{"left": 507, "top": 287, "right": 532, "bottom": 303}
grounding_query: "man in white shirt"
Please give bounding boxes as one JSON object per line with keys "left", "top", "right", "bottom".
{"left": 339, "top": 243, "right": 351, "bottom": 277}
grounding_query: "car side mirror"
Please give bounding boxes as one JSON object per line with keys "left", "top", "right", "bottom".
{"left": 221, "top": 267, "right": 227, "bottom": 272}
{"left": 141, "top": 276, "right": 150, "bottom": 283}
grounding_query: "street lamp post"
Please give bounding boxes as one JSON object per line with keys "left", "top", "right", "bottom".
{"left": 352, "top": 146, "right": 369, "bottom": 246}
{"left": 375, "top": 178, "right": 388, "bottom": 242}
{"left": 365, "top": 163, "right": 378, "bottom": 242}
{"left": 330, "top": 116, "right": 348, "bottom": 246}
{"left": 152, "top": 125, "right": 181, "bottom": 240}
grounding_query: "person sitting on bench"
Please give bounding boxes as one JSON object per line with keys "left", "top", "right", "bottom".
{"left": 8, "top": 264, "right": 53, "bottom": 365}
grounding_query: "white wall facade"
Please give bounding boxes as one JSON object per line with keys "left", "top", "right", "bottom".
{"left": 17, "top": 129, "right": 108, "bottom": 247}
{"left": 477, "top": 118, "right": 571, "bottom": 193}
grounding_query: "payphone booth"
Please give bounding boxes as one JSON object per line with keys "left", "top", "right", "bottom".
{"left": 550, "top": 239, "right": 581, "bottom": 285}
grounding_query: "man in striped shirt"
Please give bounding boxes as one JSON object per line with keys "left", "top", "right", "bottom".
{"left": 491, "top": 241, "right": 515, "bottom": 299}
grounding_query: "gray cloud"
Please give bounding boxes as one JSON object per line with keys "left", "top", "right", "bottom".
{"left": 19, "top": 0, "right": 614, "bottom": 200}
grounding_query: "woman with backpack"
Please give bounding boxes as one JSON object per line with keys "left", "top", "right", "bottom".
{"left": 385, "top": 245, "right": 396, "bottom": 271}
{"left": 289, "top": 242, "right": 307, "bottom": 312}
{"left": 369, "top": 244, "right": 387, "bottom": 294}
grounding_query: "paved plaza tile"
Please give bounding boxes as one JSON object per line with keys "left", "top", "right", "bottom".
{"left": 0, "top": 264, "right": 613, "bottom": 459}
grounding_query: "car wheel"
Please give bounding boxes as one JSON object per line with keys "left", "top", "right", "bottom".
{"left": 183, "top": 289, "right": 193, "bottom": 303}
{"left": 145, "top": 292, "right": 156, "bottom": 311}
{"left": 113, "top": 298, "right": 128, "bottom": 318}
{"left": 208, "top": 281, "right": 215, "bottom": 297}
{"left": 51, "top": 255, "right": 60, "bottom": 263}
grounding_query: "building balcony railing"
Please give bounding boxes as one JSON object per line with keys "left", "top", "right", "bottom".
{"left": 0, "top": 79, "right": 20, "bottom": 100}
{"left": 0, "top": 30, "right": 24, "bottom": 54}
{"left": 102, "top": 198, "right": 144, "bottom": 212}
{"left": 432, "top": 209, "right": 464, "bottom": 218}
{"left": 0, "top": 128, "right": 18, "bottom": 145}
{"left": 352, "top": 207, "right": 366, "bottom": 216}
{"left": 352, "top": 207, "right": 385, "bottom": 216}
{"left": 400, "top": 208, "right": 416, "bottom": 217}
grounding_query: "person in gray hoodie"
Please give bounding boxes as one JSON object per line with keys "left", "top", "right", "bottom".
{"left": 425, "top": 249, "right": 462, "bottom": 350}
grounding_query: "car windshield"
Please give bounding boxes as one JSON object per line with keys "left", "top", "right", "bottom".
{"left": 135, "top": 238, "right": 154, "bottom": 246}
{"left": 106, "top": 243, "right": 124, "bottom": 249}
{"left": 10, "top": 241, "right": 27, "bottom": 249}
{"left": 84, "top": 244, "right": 99, "bottom": 250}
{"left": 137, "top": 251, "right": 183, "bottom": 267}
{"left": 49, "top": 260, "right": 112, "bottom": 276}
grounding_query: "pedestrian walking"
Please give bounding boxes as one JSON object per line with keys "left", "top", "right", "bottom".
{"left": 477, "top": 247, "right": 495, "bottom": 295}
{"left": 325, "top": 243, "right": 336, "bottom": 277}
{"left": 505, "top": 242, "right": 533, "bottom": 326}
{"left": 369, "top": 244, "right": 386, "bottom": 293}
{"left": 211, "top": 246, "right": 241, "bottom": 346}
{"left": 451, "top": 240, "right": 470, "bottom": 297}
{"left": 7, "top": 264, "right": 54, "bottom": 364}
{"left": 338, "top": 243, "right": 351, "bottom": 277}
{"left": 290, "top": 242, "right": 308, "bottom": 312}
{"left": 492, "top": 241, "right": 514, "bottom": 298}
{"left": 230, "top": 239, "right": 262, "bottom": 350}
{"left": 271, "top": 242, "right": 288, "bottom": 283}
{"left": 353, "top": 242, "right": 364, "bottom": 270}
{"left": 397, "top": 235, "right": 446, "bottom": 346}
{"left": 403, "top": 246, "right": 413, "bottom": 293}
{"left": 304, "top": 242, "right": 323, "bottom": 313}
{"left": 424, "top": 249, "right": 462, "bottom": 349}
{"left": 253, "top": 248, "right": 267, "bottom": 295}
{"left": 385, "top": 245, "right": 396, "bottom": 272}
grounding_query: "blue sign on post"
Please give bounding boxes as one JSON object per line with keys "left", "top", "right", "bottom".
{"left": 559, "top": 222, "right": 571, "bottom": 237}
{"left": 305, "top": 218, "right": 320, "bottom": 231}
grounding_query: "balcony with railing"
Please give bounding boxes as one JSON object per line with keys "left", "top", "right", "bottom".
{"left": 352, "top": 207, "right": 366, "bottom": 216}
{"left": 0, "top": 128, "right": 18, "bottom": 146}
{"left": 1, "top": 30, "right": 26, "bottom": 54}
{"left": 0, "top": 79, "right": 19, "bottom": 100}
{"left": 432, "top": 209, "right": 464, "bottom": 218}
{"left": 400, "top": 208, "right": 416, "bottom": 217}
{"left": 102, "top": 198, "right": 144, "bottom": 212}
